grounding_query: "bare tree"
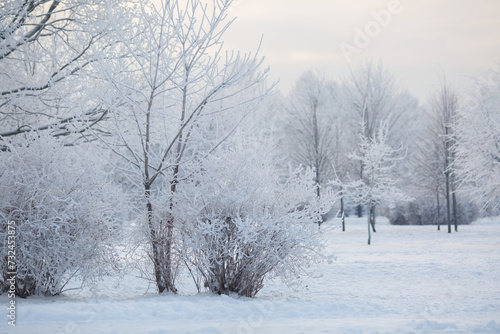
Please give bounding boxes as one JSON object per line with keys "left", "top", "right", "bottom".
{"left": 410, "top": 107, "right": 448, "bottom": 230}
{"left": 281, "top": 71, "right": 338, "bottom": 200}
{"left": 343, "top": 61, "right": 411, "bottom": 218}
{"left": 391, "top": 82, "right": 479, "bottom": 229}
{"left": 93, "top": 0, "right": 272, "bottom": 293}
{"left": 328, "top": 108, "right": 356, "bottom": 231}
{"left": 431, "top": 81, "right": 460, "bottom": 233}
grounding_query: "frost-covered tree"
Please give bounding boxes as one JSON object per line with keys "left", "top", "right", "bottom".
{"left": 0, "top": 135, "right": 120, "bottom": 297}
{"left": 410, "top": 111, "right": 448, "bottom": 229}
{"left": 342, "top": 61, "right": 414, "bottom": 217}
{"left": 0, "top": 0, "right": 124, "bottom": 144}
{"left": 455, "top": 68, "right": 500, "bottom": 211}
{"left": 281, "top": 71, "right": 338, "bottom": 199}
{"left": 329, "top": 125, "right": 355, "bottom": 231}
{"left": 91, "top": 0, "right": 272, "bottom": 294}
{"left": 280, "top": 71, "right": 357, "bottom": 227}
{"left": 430, "top": 81, "right": 461, "bottom": 233}
{"left": 349, "top": 124, "right": 410, "bottom": 244}
{"left": 384, "top": 75, "right": 483, "bottom": 229}
{"left": 390, "top": 84, "right": 478, "bottom": 228}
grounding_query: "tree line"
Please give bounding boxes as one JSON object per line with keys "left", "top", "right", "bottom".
{"left": 277, "top": 64, "right": 499, "bottom": 236}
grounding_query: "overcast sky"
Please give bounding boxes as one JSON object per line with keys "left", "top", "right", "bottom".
{"left": 223, "top": 0, "right": 500, "bottom": 102}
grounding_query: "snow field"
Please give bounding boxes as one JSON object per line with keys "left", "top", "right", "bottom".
{"left": 2, "top": 217, "right": 499, "bottom": 334}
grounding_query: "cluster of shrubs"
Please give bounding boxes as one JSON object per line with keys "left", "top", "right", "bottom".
{"left": 389, "top": 197, "right": 478, "bottom": 226}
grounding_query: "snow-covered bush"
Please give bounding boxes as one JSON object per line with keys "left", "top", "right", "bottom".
{"left": 0, "top": 135, "right": 120, "bottom": 297}
{"left": 173, "top": 137, "right": 332, "bottom": 297}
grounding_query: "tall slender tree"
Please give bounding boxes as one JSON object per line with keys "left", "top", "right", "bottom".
{"left": 431, "top": 81, "right": 460, "bottom": 233}
{"left": 343, "top": 61, "right": 411, "bottom": 218}
{"left": 92, "top": 0, "right": 271, "bottom": 293}
{"left": 281, "top": 71, "right": 337, "bottom": 200}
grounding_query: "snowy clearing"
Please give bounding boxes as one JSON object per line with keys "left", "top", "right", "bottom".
{"left": 2, "top": 217, "right": 500, "bottom": 334}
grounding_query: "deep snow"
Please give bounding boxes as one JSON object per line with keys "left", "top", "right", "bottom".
{"left": 2, "top": 217, "right": 499, "bottom": 334}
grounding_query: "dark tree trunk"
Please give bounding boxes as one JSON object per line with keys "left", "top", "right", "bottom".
{"left": 452, "top": 191, "right": 458, "bottom": 232}
{"left": 357, "top": 204, "right": 363, "bottom": 218}
{"left": 370, "top": 205, "right": 376, "bottom": 233}
{"left": 145, "top": 184, "right": 177, "bottom": 294}
{"left": 145, "top": 186, "right": 166, "bottom": 293}
{"left": 436, "top": 190, "right": 441, "bottom": 231}
{"left": 340, "top": 188, "right": 345, "bottom": 232}
{"left": 164, "top": 217, "right": 176, "bottom": 293}
{"left": 444, "top": 123, "right": 452, "bottom": 234}
{"left": 445, "top": 171, "right": 451, "bottom": 234}
{"left": 367, "top": 212, "right": 371, "bottom": 245}
{"left": 367, "top": 204, "right": 376, "bottom": 245}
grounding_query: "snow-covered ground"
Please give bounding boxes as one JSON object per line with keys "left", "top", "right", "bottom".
{"left": 2, "top": 217, "right": 500, "bottom": 334}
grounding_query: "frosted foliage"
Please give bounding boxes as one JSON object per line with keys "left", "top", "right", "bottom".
{"left": 175, "top": 141, "right": 331, "bottom": 297}
{"left": 455, "top": 69, "right": 500, "bottom": 210}
{"left": 349, "top": 126, "right": 409, "bottom": 207}
{"left": 0, "top": 0, "right": 124, "bottom": 141}
{"left": 0, "top": 135, "right": 119, "bottom": 297}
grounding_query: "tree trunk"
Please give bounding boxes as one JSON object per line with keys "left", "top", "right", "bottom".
{"left": 164, "top": 217, "right": 177, "bottom": 293}
{"left": 145, "top": 184, "right": 177, "bottom": 294}
{"left": 452, "top": 191, "right": 458, "bottom": 232}
{"left": 163, "top": 164, "right": 182, "bottom": 294}
{"left": 367, "top": 213, "right": 371, "bottom": 245}
{"left": 436, "top": 190, "right": 441, "bottom": 231}
{"left": 340, "top": 188, "right": 345, "bottom": 232}
{"left": 445, "top": 171, "right": 451, "bottom": 234}
{"left": 370, "top": 205, "right": 376, "bottom": 232}
{"left": 145, "top": 186, "right": 166, "bottom": 293}
{"left": 444, "top": 122, "right": 452, "bottom": 234}
{"left": 357, "top": 204, "right": 363, "bottom": 218}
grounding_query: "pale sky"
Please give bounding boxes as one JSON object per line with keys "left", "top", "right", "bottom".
{"left": 224, "top": 0, "right": 500, "bottom": 102}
